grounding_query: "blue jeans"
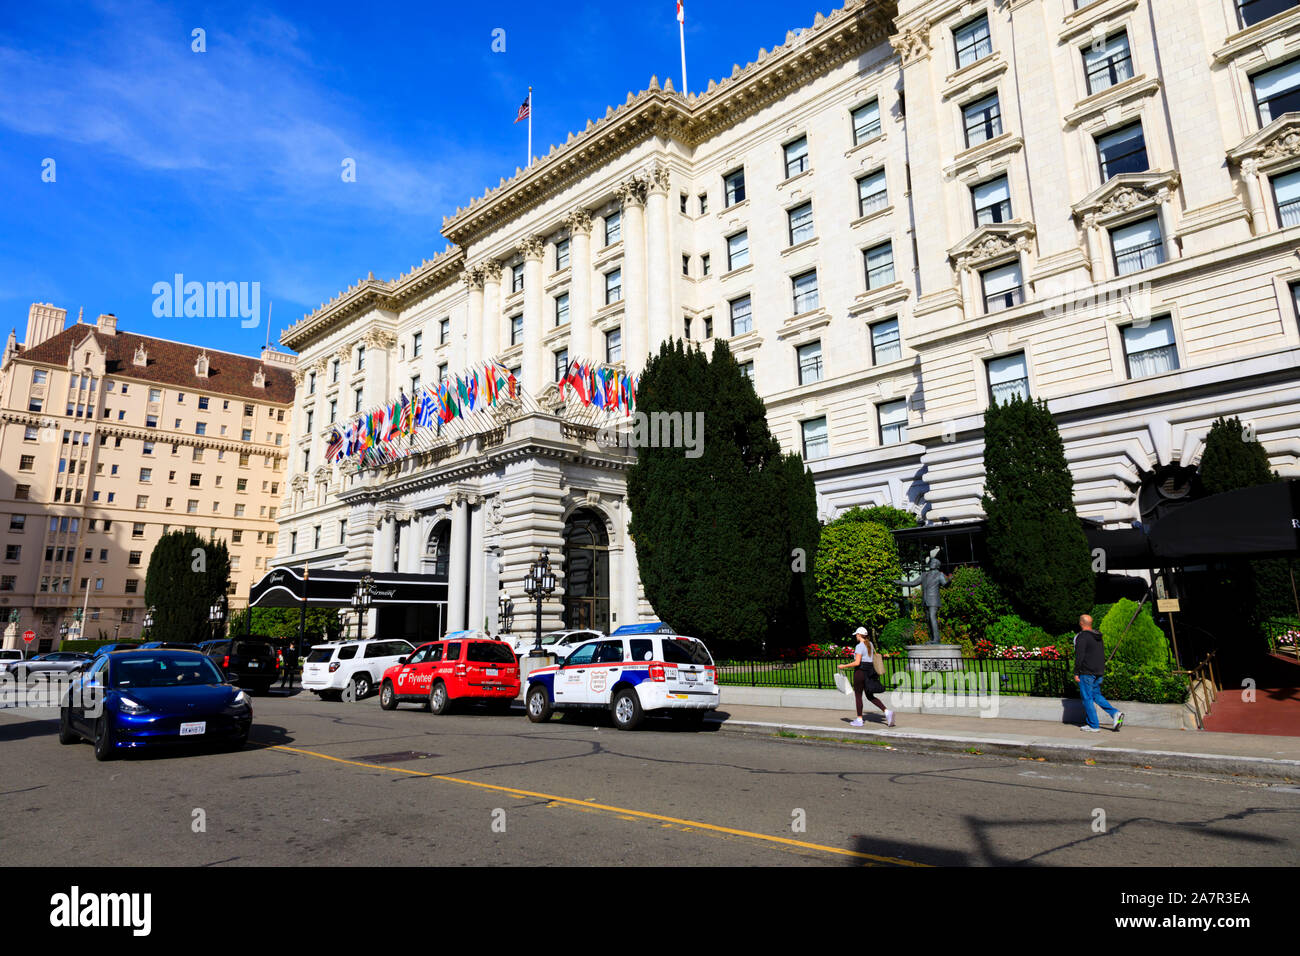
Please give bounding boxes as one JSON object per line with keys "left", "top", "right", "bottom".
{"left": 1078, "top": 674, "right": 1118, "bottom": 729}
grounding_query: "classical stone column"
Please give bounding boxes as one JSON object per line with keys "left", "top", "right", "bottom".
{"left": 1081, "top": 215, "right": 1106, "bottom": 280}
{"left": 520, "top": 236, "right": 546, "bottom": 395}
{"left": 481, "top": 260, "right": 503, "bottom": 362}
{"left": 645, "top": 163, "right": 672, "bottom": 359}
{"left": 362, "top": 329, "right": 395, "bottom": 408}
{"left": 464, "top": 267, "right": 485, "bottom": 369}
{"left": 1239, "top": 159, "right": 1266, "bottom": 234}
{"left": 618, "top": 498, "right": 641, "bottom": 627}
{"left": 566, "top": 209, "right": 594, "bottom": 360}
{"left": 447, "top": 495, "right": 469, "bottom": 631}
{"left": 619, "top": 178, "right": 648, "bottom": 372}
{"left": 467, "top": 496, "right": 485, "bottom": 632}
{"left": 377, "top": 513, "right": 396, "bottom": 573}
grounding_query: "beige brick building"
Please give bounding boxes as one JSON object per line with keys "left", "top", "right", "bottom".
{"left": 0, "top": 305, "right": 294, "bottom": 651}
{"left": 273, "top": 0, "right": 1300, "bottom": 640}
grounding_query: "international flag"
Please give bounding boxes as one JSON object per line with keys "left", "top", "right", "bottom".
{"left": 677, "top": 0, "right": 684, "bottom": 23}
{"left": 415, "top": 387, "right": 437, "bottom": 429}
{"left": 325, "top": 428, "right": 344, "bottom": 462}
{"left": 466, "top": 372, "right": 479, "bottom": 411}
{"left": 514, "top": 92, "right": 531, "bottom": 124}
{"left": 397, "top": 391, "right": 413, "bottom": 437}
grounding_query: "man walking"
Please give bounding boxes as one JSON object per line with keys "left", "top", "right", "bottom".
{"left": 281, "top": 639, "right": 299, "bottom": 691}
{"left": 1073, "top": 614, "right": 1123, "bottom": 732}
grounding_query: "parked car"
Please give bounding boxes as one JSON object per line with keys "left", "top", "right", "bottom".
{"left": 59, "top": 649, "right": 252, "bottom": 760}
{"left": 4, "top": 651, "right": 93, "bottom": 677}
{"left": 139, "top": 642, "right": 201, "bottom": 651}
{"left": 510, "top": 629, "right": 604, "bottom": 661}
{"left": 302, "top": 638, "right": 414, "bottom": 701}
{"left": 380, "top": 634, "right": 520, "bottom": 713}
{"left": 90, "top": 643, "right": 141, "bottom": 659}
{"left": 0, "top": 648, "right": 28, "bottom": 672}
{"left": 198, "top": 639, "right": 281, "bottom": 693}
{"left": 525, "top": 632, "right": 719, "bottom": 731}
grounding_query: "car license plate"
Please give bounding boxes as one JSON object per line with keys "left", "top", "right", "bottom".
{"left": 248, "top": 661, "right": 258, "bottom": 668}
{"left": 684, "top": 670, "right": 697, "bottom": 681}
{"left": 486, "top": 668, "right": 498, "bottom": 676}
{"left": 180, "top": 722, "right": 206, "bottom": 736}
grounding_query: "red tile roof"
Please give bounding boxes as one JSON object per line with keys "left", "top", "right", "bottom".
{"left": 14, "top": 324, "right": 295, "bottom": 405}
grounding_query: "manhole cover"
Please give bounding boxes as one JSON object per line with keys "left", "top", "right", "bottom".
{"left": 356, "top": 751, "right": 438, "bottom": 764}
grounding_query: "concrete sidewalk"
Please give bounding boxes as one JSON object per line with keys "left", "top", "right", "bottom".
{"left": 705, "top": 702, "right": 1300, "bottom": 783}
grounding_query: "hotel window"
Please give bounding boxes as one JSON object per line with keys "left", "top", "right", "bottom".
{"left": 437, "top": 363, "right": 448, "bottom": 381}
{"left": 605, "top": 269, "right": 623, "bottom": 305}
{"left": 864, "top": 241, "right": 895, "bottom": 289}
{"left": 198, "top": 396, "right": 209, "bottom": 410}
{"left": 987, "top": 352, "right": 1030, "bottom": 404}
{"left": 879, "top": 400, "right": 908, "bottom": 445}
{"left": 235, "top": 504, "right": 246, "bottom": 517}
{"left": 125, "top": 581, "right": 139, "bottom": 595}
{"left": 331, "top": 358, "right": 340, "bottom": 382}
{"left": 241, "top": 427, "right": 253, "bottom": 441}
{"left": 730, "top": 295, "right": 753, "bottom": 335}
{"left": 1096, "top": 123, "right": 1148, "bottom": 180}
{"left": 1271, "top": 169, "right": 1300, "bottom": 227}
{"left": 698, "top": 192, "right": 708, "bottom": 214}
{"left": 1238, "top": 0, "right": 1297, "bottom": 29}
{"left": 146, "top": 415, "right": 158, "bottom": 428}
{"left": 857, "top": 170, "right": 887, "bottom": 216}
{"left": 604, "top": 210, "right": 622, "bottom": 245}
{"left": 356, "top": 345, "right": 366, "bottom": 371}
{"left": 412, "top": 331, "right": 423, "bottom": 357}
{"left": 797, "top": 341, "right": 823, "bottom": 385}
{"left": 439, "top": 318, "right": 450, "bottom": 344}
{"left": 19, "top": 455, "right": 34, "bottom": 471}
{"left": 555, "top": 292, "right": 570, "bottom": 326}
{"left": 680, "top": 193, "right": 688, "bottom": 213}
{"left": 510, "top": 315, "right": 524, "bottom": 344}
{"left": 149, "top": 388, "right": 162, "bottom": 402}
{"left": 788, "top": 202, "right": 815, "bottom": 245}
{"left": 1253, "top": 57, "right": 1300, "bottom": 125}
{"left": 14, "top": 484, "right": 29, "bottom": 499}
{"left": 554, "top": 349, "right": 568, "bottom": 383}
{"left": 723, "top": 167, "right": 746, "bottom": 207}
{"left": 555, "top": 237, "right": 570, "bottom": 271}
{"left": 962, "top": 94, "right": 1002, "bottom": 147}
{"left": 605, "top": 329, "right": 622, "bottom": 364}
{"left": 23, "top": 426, "right": 37, "bottom": 441}
{"left": 128, "top": 550, "right": 142, "bottom": 566}
{"left": 9, "top": 515, "right": 24, "bottom": 531}
{"left": 852, "top": 100, "right": 881, "bottom": 144}
{"left": 784, "top": 135, "right": 810, "bottom": 178}
{"left": 353, "top": 388, "right": 363, "bottom": 413}
{"left": 190, "top": 473, "right": 202, "bottom": 488}
{"left": 410, "top": 375, "right": 421, "bottom": 394}
{"left": 186, "top": 500, "right": 198, "bottom": 514}
{"left": 981, "top": 261, "right": 1024, "bottom": 312}
{"left": 33, "top": 369, "right": 48, "bottom": 385}
{"left": 801, "top": 417, "right": 828, "bottom": 461}
{"left": 290, "top": 531, "right": 297, "bottom": 554}
{"left": 954, "top": 14, "right": 992, "bottom": 69}
{"left": 307, "top": 372, "right": 316, "bottom": 395}
{"left": 1122, "top": 316, "right": 1180, "bottom": 378}
{"left": 27, "top": 398, "right": 42, "bottom": 413}
{"left": 727, "top": 231, "right": 750, "bottom": 270}
{"left": 305, "top": 409, "right": 314, "bottom": 434}
{"left": 338, "top": 520, "right": 346, "bottom": 543}
{"left": 701, "top": 253, "right": 711, "bottom": 276}
{"left": 511, "top": 263, "right": 525, "bottom": 293}
{"left": 972, "top": 175, "right": 1012, "bottom": 225}
{"left": 136, "top": 495, "right": 148, "bottom": 509}
{"left": 244, "top": 403, "right": 254, "bottom": 416}
{"left": 792, "top": 270, "right": 819, "bottom": 314}
{"left": 1290, "top": 282, "right": 1300, "bottom": 327}
{"left": 328, "top": 399, "right": 337, "bottom": 423}
{"left": 738, "top": 361, "right": 755, "bottom": 381}
{"left": 683, "top": 253, "right": 691, "bottom": 275}
{"left": 0, "top": 576, "right": 13, "bottom": 591}
{"left": 139, "top": 468, "right": 152, "bottom": 482}
{"left": 870, "top": 319, "right": 901, "bottom": 365}
{"left": 1111, "top": 217, "right": 1165, "bottom": 275}
{"left": 1083, "top": 32, "right": 1133, "bottom": 95}
{"left": 301, "top": 450, "right": 310, "bottom": 471}
{"left": 703, "top": 315, "right": 713, "bottom": 338}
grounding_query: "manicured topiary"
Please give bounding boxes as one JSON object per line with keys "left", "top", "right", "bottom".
{"left": 940, "top": 566, "right": 1013, "bottom": 639}
{"left": 815, "top": 520, "right": 903, "bottom": 634}
{"left": 1099, "top": 599, "right": 1171, "bottom": 669}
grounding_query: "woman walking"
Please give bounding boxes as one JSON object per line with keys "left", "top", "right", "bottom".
{"left": 838, "top": 626, "right": 894, "bottom": 727}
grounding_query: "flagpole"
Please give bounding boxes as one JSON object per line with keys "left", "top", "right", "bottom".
{"left": 679, "top": 17, "right": 688, "bottom": 96}
{"left": 527, "top": 86, "right": 533, "bottom": 167}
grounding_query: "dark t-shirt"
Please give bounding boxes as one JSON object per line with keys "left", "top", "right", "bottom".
{"left": 1073, "top": 629, "right": 1106, "bottom": 677}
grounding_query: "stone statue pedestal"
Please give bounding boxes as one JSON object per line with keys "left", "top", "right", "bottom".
{"left": 2, "top": 623, "right": 18, "bottom": 652}
{"left": 518, "top": 652, "right": 557, "bottom": 698}
{"left": 906, "top": 644, "right": 964, "bottom": 674}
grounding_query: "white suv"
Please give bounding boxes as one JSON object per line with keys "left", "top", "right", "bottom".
{"left": 510, "top": 629, "right": 604, "bottom": 661}
{"left": 303, "top": 639, "right": 414, "bottom": 701}
{"left": 525, "top": 632, "right": 718, "bottom": 730}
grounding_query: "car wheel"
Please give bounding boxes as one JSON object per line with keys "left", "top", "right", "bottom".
{"left": 348, "top": 674, "right": 372, "bottom": 701}
{"left": 611, "top": 689, "right": 643, "bottom": 731}
{"left": 379, "top": 680, "right": 397, "bottom": 711}
{"left": 58, "top": 706, "right": 78, "bottom": 745}
{"left": 526, "top": 686, "right": 552, "bottom": 723}
{"left": 428, "top": 681, "right": 450, "bottom": 715}
{"left": 93, "top": 717, "right": 116, "bottom": 761}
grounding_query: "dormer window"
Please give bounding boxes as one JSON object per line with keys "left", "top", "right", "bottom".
{"left": 133, "top": 345, "right": 148, "bottom": 367}
{"left": 194, "top": 351, "right": 210, "bottom": 378}
{"left": 253, "top": 368, "right": 266, "bottom": 389}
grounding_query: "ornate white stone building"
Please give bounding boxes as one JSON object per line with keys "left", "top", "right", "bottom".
{"left": 273, "top": 0, "right": 1300, "bottom": 640}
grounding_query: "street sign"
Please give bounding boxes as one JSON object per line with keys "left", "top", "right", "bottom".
{"left": 22, "top": 630, "right": 35, "bottom": 643}
{"left": 1156, "top": 598, "right": 1180, "bottom": 613}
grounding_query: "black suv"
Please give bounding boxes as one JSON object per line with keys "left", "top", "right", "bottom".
{"left": 199, "top": 639, "right": 281, "bottom": 693}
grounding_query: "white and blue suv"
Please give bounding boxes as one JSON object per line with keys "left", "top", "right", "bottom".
{"left": 524, "top": 623, "right": 718, "bottom": 730}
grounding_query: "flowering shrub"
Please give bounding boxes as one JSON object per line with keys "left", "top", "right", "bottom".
{"left": 974, "top": 640, "right": 1066, "bottom": 660}
{"left": 1278, "top": 629, "right": 1298, "bottom": 647}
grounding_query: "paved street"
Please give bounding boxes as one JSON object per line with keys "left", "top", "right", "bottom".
{"left": 2, "top": 690, "right": 1298, "bottom": 867}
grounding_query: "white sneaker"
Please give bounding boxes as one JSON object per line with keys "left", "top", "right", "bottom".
{"left": 1079, "top": 725, "right": 1100, "bottom": 733}
{"left": 885, "top": 710, "right": 895, "bottom": 727}
{"left": 850, "top": 717, "right": 864, "bottom": 727}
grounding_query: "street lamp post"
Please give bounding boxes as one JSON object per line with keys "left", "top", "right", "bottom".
{"left": 522, "top": 548, "right": 557, "bottom": 657}
{"left": 59, "top": 622, "right": 69, "bottom": 648}
{"left": 209, "top": 594, "right": 227, "bottom": 642}
{"left": 350, "top": 574, "right": 374, "bottom": 641}
{"left": 498, "top": 595, "right": 515, "bottom": 635}
{"left": 141, "top": 607, "right": 154, "bottom": 641}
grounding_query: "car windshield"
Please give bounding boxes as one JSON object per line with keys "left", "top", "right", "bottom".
{"left": 110, "top": 654, "right": 226, "bottom": 689}
{"left": 661, "top": 638, "right": 713, "bottom": 666}
{"left": 305, "top": 647, "right": 336, "bottom": 663}
{"left": 467, "top": 642, "right": 515, "bottom": 664}
{"left": 233, "top": 641, "right": 275, "bottom": 657}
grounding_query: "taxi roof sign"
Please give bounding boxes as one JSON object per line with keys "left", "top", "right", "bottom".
{"left": 610, "top": 622, "right": 677, "bottom": 636}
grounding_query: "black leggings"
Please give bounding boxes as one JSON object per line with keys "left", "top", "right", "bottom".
{"left": 853, "top": 668, "right": 886, "bottom": 717}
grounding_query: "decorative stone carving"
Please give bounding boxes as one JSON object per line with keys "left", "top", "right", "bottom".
{"left": 479, "top": 258, "right": 502, "bottom": 282}
{"left": 618, "top": 177, "right": 648, "bottom": 208}
{"left": 252, "top": 368, "right": 266, "bottom": 389}
{"left": 518, "top": 235, "right": 546, "bottom": 261}
{"left": 463, "top": 265, "right": 487, "bottom": 291}
{"left": 1261, "top": 130, "right": 1300, "bottom": 162}
{"left": 194, "top": 351, "right": 210, "bottom": 378}
{"left": 364, "top": 329, "right": 398, "bottom": 350}
{"left": 133, "top": 344, "right": 148, "bottom": 367}
{"left": 646, "top": 161, "right": 672, "bottom": 195}
{"left": 291, "top": 369, "right": 304, "bottom": 386}
{"left": 949, "top": 221, "right": 1037, "bottom": 272}
{"left": 565, "top": 208, "right": 593, "bottom": 234}
{"left": 1099, "top": 186, "right": 1153, "bottom": 216}
{"left": 335, "top": 344, "right": 354, "bottom": 364}
{"left": 1240, "top": 157, "right": 1259, "bottom": 178}
{"left": 488, "top": 496, "right": 503, "bottom": 527}
{"left": 890, "top": 27, "right": 931, "bottom": 65}
{"left": 312, "top": 357, "right": 330, "bottom": 375}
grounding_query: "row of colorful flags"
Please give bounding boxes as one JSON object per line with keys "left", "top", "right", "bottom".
{"left": 558, "top": 359, "right": 637, "bottom": 415}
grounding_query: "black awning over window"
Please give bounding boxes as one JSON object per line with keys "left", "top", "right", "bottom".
{"left": 249, "top": 566, "right": 448, "bottom": 608}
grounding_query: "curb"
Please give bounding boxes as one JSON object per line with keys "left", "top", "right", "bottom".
{"left": 708, "top": 717, "right": 1300, "bottom": 783}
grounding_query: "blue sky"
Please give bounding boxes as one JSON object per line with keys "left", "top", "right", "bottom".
{"left": 0, "top": 0, "right": 838, "bottom": 358}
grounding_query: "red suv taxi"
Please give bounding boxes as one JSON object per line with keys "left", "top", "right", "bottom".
{"left": 379, "top": 630, "right": 520, "bottom": 714}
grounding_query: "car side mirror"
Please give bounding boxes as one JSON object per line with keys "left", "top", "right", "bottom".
{"left": 398, "top": 656, "right": 409, "bottom": 666}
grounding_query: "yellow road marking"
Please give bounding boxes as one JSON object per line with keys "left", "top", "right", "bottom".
{"left": 270, "top": 744, "right": 926, "bottom": 866}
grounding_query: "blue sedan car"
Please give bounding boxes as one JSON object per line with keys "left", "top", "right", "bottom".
{"left": 59, "top": 650, "right": 252, "bottom": 760}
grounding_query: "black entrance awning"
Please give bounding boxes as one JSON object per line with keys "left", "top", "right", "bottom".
{"left": 1148, "top": 479, "right": 1300, "bottom": 562}
{"left": 1082, "top": 525, "right": 1155, "bottom": 570}
{"left": 248, "top": 566, "right": 448, "bottom": 608}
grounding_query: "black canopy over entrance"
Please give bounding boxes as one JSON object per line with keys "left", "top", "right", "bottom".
{"left": 1147, "top": 480, "right": 1300, "bottom": 562}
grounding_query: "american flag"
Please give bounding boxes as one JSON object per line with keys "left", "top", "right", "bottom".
{"left": 514, "top": 92, "right": 531, "bottom": 124}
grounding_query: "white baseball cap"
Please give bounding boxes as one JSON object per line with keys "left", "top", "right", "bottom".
{"left": 853, "top": 627, "right": 869, "bottom": 636}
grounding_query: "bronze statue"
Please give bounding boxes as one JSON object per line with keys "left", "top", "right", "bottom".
{"left": 895, "top": 547, "right": 949, "bottom": 644}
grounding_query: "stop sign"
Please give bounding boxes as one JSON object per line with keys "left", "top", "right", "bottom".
{"left": 22, "top": 630, "right": 35, "bottom": 643}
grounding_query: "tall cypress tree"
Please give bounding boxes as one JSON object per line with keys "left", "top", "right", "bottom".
{"left": 627, "top": 339, "right": 821, "bottom": 651}
{"left": 981, "top": 396, "right": 1094, "bottom": 633}
{"left": 143, "top": 531, "right": 232, "bottom": 644}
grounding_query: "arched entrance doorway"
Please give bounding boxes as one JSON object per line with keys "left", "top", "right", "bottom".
{"left": 563, "top": 508, "right": 610, "bottom": 631}
{"left": 425, "top": 521, "right": 451, "bottom": 582}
